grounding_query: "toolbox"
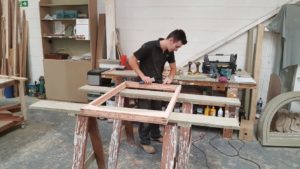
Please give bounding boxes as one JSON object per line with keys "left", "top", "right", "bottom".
{"left": 87, "top": 68, "right": 111, "bottom": 86}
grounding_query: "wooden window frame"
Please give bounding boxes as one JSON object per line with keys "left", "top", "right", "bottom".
{"left": 80, "top": 81, "right": 182, "bottom": 125}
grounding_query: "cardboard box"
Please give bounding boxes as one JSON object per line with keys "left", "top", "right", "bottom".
{"left": 43, "top": 59, "right": 91, "bottom": 103}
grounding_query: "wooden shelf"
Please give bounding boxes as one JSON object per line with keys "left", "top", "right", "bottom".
{"left": 42, "top": 35, "right": 76, "bottom": 39}
{"left": 40, "top": 3, "right": 88, "bottom": 7}
{"left": 42, "top": 35, "right": 90, "bottom": 41}
{"left": 41, "top": 18, "right": 77, "bottom": 21}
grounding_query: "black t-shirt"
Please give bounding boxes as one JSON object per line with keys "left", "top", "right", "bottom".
{"left": 134, "top": 39, "right": 175, "bottom": 83}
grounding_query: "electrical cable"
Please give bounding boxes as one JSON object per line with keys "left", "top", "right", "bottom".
{"left": 191, "top": 131, "right": 262, "bottom": 169}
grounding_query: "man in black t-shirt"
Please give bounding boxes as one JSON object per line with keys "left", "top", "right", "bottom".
{"left": 128, "top": 29, "right": 187, "bottom": 154}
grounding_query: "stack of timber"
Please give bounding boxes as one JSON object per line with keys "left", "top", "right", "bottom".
{"left": 0, "top": 0, "right": 28, "bottom": 77}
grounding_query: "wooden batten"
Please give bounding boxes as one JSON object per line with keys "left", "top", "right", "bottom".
{"left": 165, "top": 85, "right": 181, "bottom": 118}
{"left": 88, "top": 0, "right": 97, "bottom": 69}
{"left": 79, "top": 85, "right": 241, "bottom": 107}
{"left": 125, "top": 81, "right": 178, "bottom": 91}
{"left": 96, "top": 14, "right": 106, "bottom": 61}
{"left": 81, "top": 105, "right": 168, "bottom": 125}
{"left": 88, "top": 82, "right": 126, "bottom": 106}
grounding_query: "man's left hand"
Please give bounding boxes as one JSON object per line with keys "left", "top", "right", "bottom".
{"left": 163, "top": 77, "right": 173, "bottom": 84}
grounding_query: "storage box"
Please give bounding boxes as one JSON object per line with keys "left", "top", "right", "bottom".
{"left": 43, "top": 59, "right": 91, "bottom": 103}
{"left": 87, "top": 68, "right": 111, "bottom": 86}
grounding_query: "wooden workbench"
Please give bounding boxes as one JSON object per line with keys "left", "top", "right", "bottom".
{"left": 101, "top": 69, "right": 256, "bottom": 139}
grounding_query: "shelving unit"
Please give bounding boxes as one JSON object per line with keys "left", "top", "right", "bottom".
{"left": 39, "top": 0, "right": 97, "bottom": 102}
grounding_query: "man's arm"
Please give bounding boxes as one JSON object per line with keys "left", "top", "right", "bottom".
{"left": 128, "top": 55, "right": 153, "bottom": 84}
{"left": 163, "top": 62, "right": 176, "bottom": 84}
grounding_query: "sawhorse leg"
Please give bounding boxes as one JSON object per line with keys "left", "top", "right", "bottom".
{"left": 161, "top": 124, "right": 178, "bottom": 169}
{"left": 176, "top": 103, "right": 192, "bottom": 169}
{"left": 72, "top": 116, "right": 106, "bottom": 169}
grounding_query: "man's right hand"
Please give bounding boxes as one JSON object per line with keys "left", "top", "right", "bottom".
{"left": 141, "top": 76, "right": 155, "bottom": 84}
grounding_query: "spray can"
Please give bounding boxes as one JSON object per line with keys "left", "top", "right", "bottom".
{"left": 217, "top": 107, "right": 223, "bottom": 117}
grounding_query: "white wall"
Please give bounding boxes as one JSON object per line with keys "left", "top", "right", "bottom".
{"left": 23, "top": 0, "right": 44, "bottom": 83}
{"left": 115, "top": 0, "right": 291, "bottom": 66}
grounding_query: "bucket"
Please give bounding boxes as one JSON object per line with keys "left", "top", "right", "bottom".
{"left": 4, "top": 86, "right": 14, "bottom": 98}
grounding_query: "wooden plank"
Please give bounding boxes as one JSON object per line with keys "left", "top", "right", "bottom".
{"left": 0, "top": 78, "right": 15, "bottom": 88}
{"left": 161, "top": 124, "right": 177, "bottom": 169}
{"left": 79, "top": 85, "right": 241, "bottom": 107}
{"left": 12, "top": 0, "right": 17, "bottom": 75}
{"left": 0, "top": 113, "right": 23, "bottom": 121}
{"left": 169, "top": 113, "right": 240, "bottom": 130}
{"left": 0, "top": 103, "right": 20, "bottom": 112}
{"left": 89, "top": 82, "right": 126, "bottom": 106}
{"left": 125, "top": 81, "right": 177, "bottom": 91}
{"left": 72, "top": 116, "right": 89, "bottom": 169}
{"left": 29, "top": 100, "right": 85, "bottom": 114}
{"left": 18, "top": 80, "right": 27, "bottom": 120}
{"left": 176, "top": 103, "right": 192, "bottom": 169}
{"left": 165, "top": 85, "right": 181, "bottom": 119}
{"left": 178, "top": 0, "right": 297, "bottom": 67}
{"left": 108, "top": 96, "right": 124, "bottom": 169}
{"left": 249, "top": 24, "right": 264, "bottom": 121}
{"left": 22, "top": 17, "right": 28, "bottom": 77}
{"left": 244, "top": 29, "right": 255, "bottom": 115}
{"left": 96, "top": 14, "right": 106, "bottom": 61}
{"left": 81, "top": 105, "right": 168, "bottom": 125}
{"left": 88, "top": 0, "right": 97, "bottom": 69}
{"left": 0, "top": 120, "right": 23, "bottom": 133}
{"left": 105, "top": 0, "right": 116, "bottom": 59}
{"left": 266, "top": 73, "right": 281, "bottom": 102}
{"left": 88, "top": 118, "right": 106, "bottom": 169}
{"left": 30, "top": 100, "right": 240, "bottom": 129}
{"left": 0, "top": 75, "right": 27, "bottom": 81}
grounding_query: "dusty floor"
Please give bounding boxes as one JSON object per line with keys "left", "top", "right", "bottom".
{"left": 0, "top": 97, "right": 300, "bottom": 169}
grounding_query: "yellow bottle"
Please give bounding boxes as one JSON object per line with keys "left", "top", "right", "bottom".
{"left": 204, "top": 106, "right": 210, "bottom": 116}
{"left": 210, "top": 106, "right": 216, "bottom": 116}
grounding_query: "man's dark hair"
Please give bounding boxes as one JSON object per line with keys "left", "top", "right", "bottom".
{"left": 167, "top": 29, "right": 187, "bottom": 45}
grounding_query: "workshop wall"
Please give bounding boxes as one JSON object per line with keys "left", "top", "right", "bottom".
{"left": 25, "top": 0, "right": 291, "bottom": 103}
{"left": 115, "top": 0, "right": 291, "bottom": 66}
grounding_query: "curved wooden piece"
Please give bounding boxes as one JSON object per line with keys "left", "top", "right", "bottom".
{"left": 258, "top": 91, "right": 300, "bottom": 147}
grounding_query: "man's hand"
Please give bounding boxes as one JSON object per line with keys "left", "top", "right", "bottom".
{"left": 163, "top": 77, "right": 173, "bottom": 84}
{"left": 141, "top": 76, "right": 155, "bottom": 84}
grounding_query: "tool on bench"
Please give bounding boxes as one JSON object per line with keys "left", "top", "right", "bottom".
{"left": 194, "top": 62, "right": 201, "bottom": 75}
{"left": 139, "top": 77, "right": 155, "bottom": 84}
{"left": 187, "top": 61, "right": 193, "bottom": 75}
{"left": 202, "top": 53, "right": 237, "bottom": 75}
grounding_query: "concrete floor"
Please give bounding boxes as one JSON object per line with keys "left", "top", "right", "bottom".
{"left": 0, "top": 97, "right": 300, "bottom": 169}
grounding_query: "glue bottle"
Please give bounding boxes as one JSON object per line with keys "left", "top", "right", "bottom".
{"left": 210, "top": 106, "right": 216, "bottom": 116}
{"left": 204, "top": 106, "right": 210, "bottom": 116}
{"left": 217, "top": 107, "right": 223, "bottom": 117}
{"left": 225, "top": 109, "right": 229, "bottom": 118}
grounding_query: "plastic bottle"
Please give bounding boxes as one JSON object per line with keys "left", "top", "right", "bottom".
{"left": 225, "top": 110, "right": 229, "bottom": 118}
{"left": 210, "top": 106, "right": 216, "bottom": 116}
{"left": 204, "top": 106, "right": 210, "bottom": 116}
{"left": 217, "top": 107, "right": 223, "bottom": 117}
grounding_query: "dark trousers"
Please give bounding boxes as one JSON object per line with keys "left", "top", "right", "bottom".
{"left": 138, "top": 99, "right": 163, "bottom": 145}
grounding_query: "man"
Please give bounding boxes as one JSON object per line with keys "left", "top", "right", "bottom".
{"left": 128, "top": 29, "right": 187, "bottom": 154}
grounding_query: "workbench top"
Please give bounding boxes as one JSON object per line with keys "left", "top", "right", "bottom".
{"left": 102, "top": 69, "right": 256, "bottom": 89}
